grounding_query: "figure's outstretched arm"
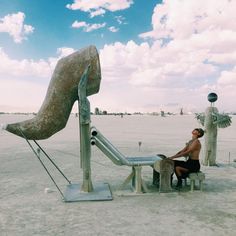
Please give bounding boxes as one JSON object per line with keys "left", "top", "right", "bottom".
{"left": 212, "top": 112, "right": 232, "bottom": 128}
{"left": 195, "top": 113, "right": 205, "bottom": 126}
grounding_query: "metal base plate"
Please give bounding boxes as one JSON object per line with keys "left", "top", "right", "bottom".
{"left": 63, "top": 182, "right": 113, "bottom": 202}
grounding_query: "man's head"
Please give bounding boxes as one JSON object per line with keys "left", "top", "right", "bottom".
{"left": 194, "top": 128, "right": 204, "bottom": 138}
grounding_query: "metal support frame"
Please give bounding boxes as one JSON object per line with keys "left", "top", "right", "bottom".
{"left": 17, "top": 128, "right": 71, "bottom": 201}
{"left": 78, "top": 65, "right": 93, "bottom": 192}
{"left": 120, "top": 166, "right": 149, "bottom": 193}
{"left": 63, "top": 65, "right": 112, "bottom": 202}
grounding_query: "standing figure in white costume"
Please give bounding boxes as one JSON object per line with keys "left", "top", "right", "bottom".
{"left": 195, "top": 93, "right": 232, "bottom": 166}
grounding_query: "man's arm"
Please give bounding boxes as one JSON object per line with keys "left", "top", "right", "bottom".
{"left": 177, "top": 146, "right": 188, "bottom": 154}
{"left": 169, "top": 140, "right": 199, "bottom": 160}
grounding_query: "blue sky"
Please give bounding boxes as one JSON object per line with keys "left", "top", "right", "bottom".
{"left": 0, "top": 0, "right": 236, "bottom": 113}
{"left": 0, "top": 0, "right": 156, "bottom": 59}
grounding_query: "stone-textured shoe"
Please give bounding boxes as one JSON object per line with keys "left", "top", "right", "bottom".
{"left": 5, "top": 45, "right": 101, "bottom": 140}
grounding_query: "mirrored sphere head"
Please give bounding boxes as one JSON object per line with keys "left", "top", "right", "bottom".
{"left": 207, "top": 92, "right": 218, "bottom": 103}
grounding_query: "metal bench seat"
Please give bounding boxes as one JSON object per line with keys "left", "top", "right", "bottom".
{"left": 90, "top": 127, "right": 173, "bottom": 193}
{"left": 125, "top": 156, "right": 162, "bottom": 166}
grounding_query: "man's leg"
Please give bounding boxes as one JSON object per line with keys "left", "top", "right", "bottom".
{"left": 175, "top": 166, "right": 189, "bottom": 188}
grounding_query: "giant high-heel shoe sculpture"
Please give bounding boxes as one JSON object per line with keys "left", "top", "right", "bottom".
{"left": 5, "top": 45, "right": 101, "bottom": 140}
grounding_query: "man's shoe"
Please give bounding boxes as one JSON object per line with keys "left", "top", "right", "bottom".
{"left": 175, "top": 179, "right": 182, "bottom": 189}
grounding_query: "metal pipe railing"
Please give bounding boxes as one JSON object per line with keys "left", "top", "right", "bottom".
{"left": 91, "top": 127, "right": 130, "bottom": 165}
{"left": 91, "top": 137, "right": 123, "bottom": 166}
{"left": 91, "top": 126, "right": 163, "bottom": 167}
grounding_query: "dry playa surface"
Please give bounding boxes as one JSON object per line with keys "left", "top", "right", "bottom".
{"left": 0, "top": 114, "right": 236, "bottom": 236}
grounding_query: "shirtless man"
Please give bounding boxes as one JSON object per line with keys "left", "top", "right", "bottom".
{"left": 168, "top": 128, "right": 204, "bottom": 188}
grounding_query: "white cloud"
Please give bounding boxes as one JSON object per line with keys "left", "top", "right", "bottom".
{"left": 0, "top": 12, "right": 34, "bottom": 43}
{"left": 108, "top": 26, "right": 119, "bottom": 32}
{"left": 100, "top": 40, "right": 218, "bottom": 88}
{"left": 1, "top": 1, "right": 236, "bottom": 113}
{"left": 0, "top": 79, "right": 46, "bottom": 112}
{"left": 66, "top": 0, "right": 133, "bottom": 11}
{"left": 98, "top": 40, "right": 218, "bottom": 113}
{"left": 72, "top": 20, "right": 106, "bottom": 32}
{"left": 96, "top": 0, "right": 236, "bottom": 113}
{"left": 217, "top": 66, "right": 236, "bottom": 86}
{"left": 140, "top": 0, "right": 236, "bottom": 40}
{"left": 0, "top": 47, "right": 78, "bottom": 112}
{"left": 115, "top": 16, "right": 126, "bottom": 25}
{"left": 71, "top": 21, "right": 87, "bottom": 28}
{"left": 0, "top": 48, "right": 51, "bottom": 79}
{"left": 56, "top": 47, "right": 76, "bottom": 58}
{"left": 139, "top": 0, "right": 236, "bottom": 73}
{"left": 0, "top": 46, "right": 76, "bottom": 80}
{"left": 66, "top": 0, "right": 133, "bottom": 17}
{"left": 90, "top": 8, "right": 106, "bottom": 18}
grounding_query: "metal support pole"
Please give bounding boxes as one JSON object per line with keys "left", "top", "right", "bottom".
{"left": 78, "top": 65, "right": 93, "bottom": 192}
{"left": 63, "top": 64, "right": 112, "bottom": 202}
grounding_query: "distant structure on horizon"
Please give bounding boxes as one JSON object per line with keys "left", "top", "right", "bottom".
{"left": 94, "top": 107, "right": 100, "bottom": 115}
{"left": 161, "top": 110, "right": 165, "bottom": 117}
